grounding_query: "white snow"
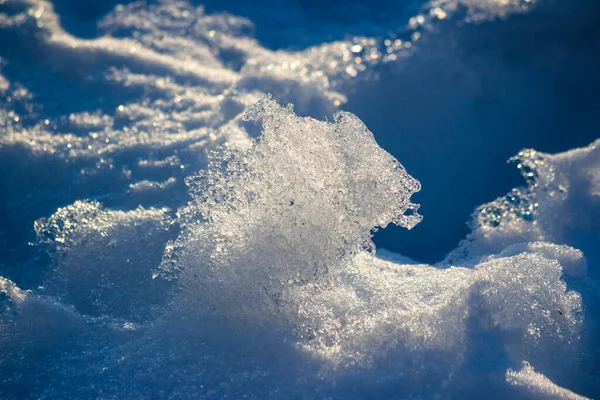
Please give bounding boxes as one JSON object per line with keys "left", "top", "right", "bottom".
{"left": 0, "top": 0, "right": 598, "bottom": 398}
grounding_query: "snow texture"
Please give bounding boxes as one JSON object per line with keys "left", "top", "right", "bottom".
{"left": 0, "top": 0, "right": 599, "bottom": 399}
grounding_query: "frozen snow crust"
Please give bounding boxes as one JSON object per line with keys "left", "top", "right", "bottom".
{"left": 1, "top": 0, "right": 599, "bottom": 398}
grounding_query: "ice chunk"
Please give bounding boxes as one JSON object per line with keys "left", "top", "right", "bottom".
{"left": 164, "top": 96, "right": 421, "bottom": 322}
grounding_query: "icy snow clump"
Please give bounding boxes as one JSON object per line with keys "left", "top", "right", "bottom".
{"left": 163, "top": 96, "right": 421, "bottom": 323}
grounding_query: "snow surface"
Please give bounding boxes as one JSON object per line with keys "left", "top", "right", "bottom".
{"left": 1, "top": 0, "right": 599, "bottom": 398}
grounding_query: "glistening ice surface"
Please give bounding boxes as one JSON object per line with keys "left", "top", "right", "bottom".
{"left": 1, "top": 0, "right": 599, "bottom": 398}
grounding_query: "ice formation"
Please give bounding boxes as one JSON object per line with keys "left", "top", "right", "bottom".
{"left": 163, "top": 96, "right": 421, "bottom": 324}
{"left": 1, "top": 0, "right": 599, "bottom": 398}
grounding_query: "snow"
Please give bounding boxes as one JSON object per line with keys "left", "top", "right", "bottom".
{"left": 0, "top": 0, "right": 599, "bottom": 398}
{"left": 507, "top": 362, "right": 590, "bottom": 400}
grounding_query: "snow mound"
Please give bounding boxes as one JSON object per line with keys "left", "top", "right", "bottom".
{"left": 289, "top": 248, "right": 583, "bottom": 398}
{"left": 0, "top": 0, "right": 598, "bottom": 398}
{"left": 450, "top": 139, "right": 600, "bottom": 271}
{"left": 35, "top": 201, "right": 176, "bottom": 320}
{"left": 507, "top": 361, "right": 590, "bottom": 400}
